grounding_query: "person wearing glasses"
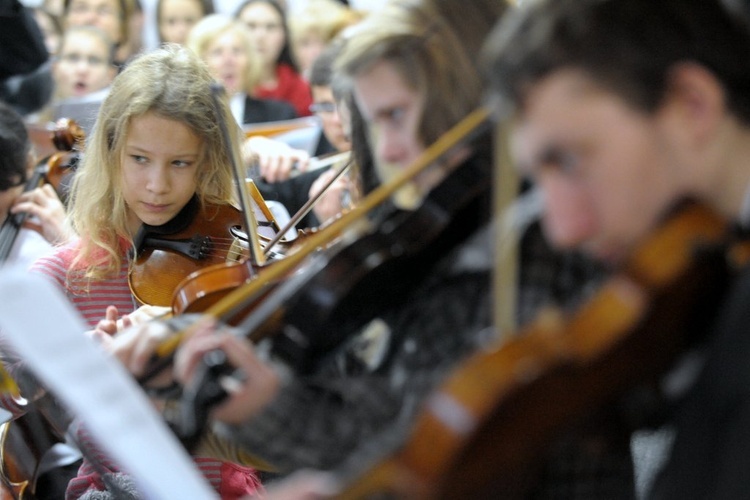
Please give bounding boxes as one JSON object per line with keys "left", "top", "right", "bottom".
{"left": 27, "top": 24, "right": 116, "bottom": 128}
{"left": 63, "top": 0, "right": 136, "bottom": 66}
{"left": 52, "top": 25, "right": 116, "bottom": 102}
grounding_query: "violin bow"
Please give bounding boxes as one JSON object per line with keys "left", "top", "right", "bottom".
{"left": 493, "top": 118, "right": 520, "bottom": 341}
{"left": 263, "top": 154, "right": 354, "bottom": 255}
{"left": 210, "top": 84, "right": 266, "bottom": 270}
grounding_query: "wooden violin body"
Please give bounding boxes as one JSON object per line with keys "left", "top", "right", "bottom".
{"left": 338, "top": 200, "right": 740, "bottom": 499}
{"left": 129, "top": 199, "right": 252, "bottom": 307}
{"left": 129, "top": 182, "right": 292, "bottom": 309}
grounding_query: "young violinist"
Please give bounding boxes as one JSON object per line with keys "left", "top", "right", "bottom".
{"left": 114, "top": 1, "right": 614, "bottom": 494}
{"left": 0, "top": 101, "right": 67, "bottom": 268}
{"left": 27, "top": 44, "right": 262, "bottom": 498}
{"left": 483, "top": 0, "right": 750, "bottom": 497}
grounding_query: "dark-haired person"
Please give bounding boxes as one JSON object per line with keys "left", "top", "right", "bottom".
{"left": 0, "top": 101, "right": 67, "bottom": 267}
{"left": 484, "top": 0, "right": 750, "bottom": 497}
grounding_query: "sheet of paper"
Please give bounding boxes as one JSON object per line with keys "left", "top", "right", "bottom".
{"left": 0, "top": 266, "right": 216, "bottom": 499}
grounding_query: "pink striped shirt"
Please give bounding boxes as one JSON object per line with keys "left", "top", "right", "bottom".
{"left": 29, "top": 241, "right": 136, "bottom": 328}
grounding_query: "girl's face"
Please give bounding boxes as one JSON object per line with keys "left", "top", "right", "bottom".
{"left": 159, "top": 0, "right": 203, "bottom": 45}
{"left": 53, "top": 30, "right": 115, "bottom": 99}
{"left": 237, "top": 2, "right": 285, "bottom": 70}
{"left": 204, "top": 30, "right": 248, "bottom": 95}
{"left": 354, "top": 59, "right": 427, "bottom": 208}
{"left": 120, "top": 112, "right": 202, "bottom": 235}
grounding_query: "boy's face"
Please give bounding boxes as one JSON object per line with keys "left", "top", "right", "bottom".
{"left": 53, "top": 31, "right": 115, "bottom": 99}
{"left": 512, "top": 69, "right": 684, "bottom": 265}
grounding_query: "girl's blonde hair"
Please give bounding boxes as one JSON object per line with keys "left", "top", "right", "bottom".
{"left": 186, "top": 14, "right": 263, "bottom": 94}
{"left": 67, "top": 43, "right": 240, "bottom": 280}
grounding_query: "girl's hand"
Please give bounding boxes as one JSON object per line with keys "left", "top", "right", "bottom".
{"left": 86, "top": 305, "right": 131, "bottom": 348}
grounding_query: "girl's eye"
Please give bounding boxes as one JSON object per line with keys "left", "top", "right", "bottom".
{"left": 172, "top": 160, "right": 192, "bottom": 168}
{"left": 387, "top": 108, "right": 405, "bottom": 126}
{"left": 131, "top": 155, "right": 147, "bottom": 164}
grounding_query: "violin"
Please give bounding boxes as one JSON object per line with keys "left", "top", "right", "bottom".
{"left": 170, "top": 151, "right": 355, "bottom": 315}
{"left": 0, "top": 119, "right": 83, "bottom": 263}
{"left": 128, "top": 197, "right": 251, "bottom": 308}
{"left": 243, "top": 116, "right": 319, "bottom": 140}
{"left": 141, "top": 105, "right": 494, "bottom": 454}
{"left": 337, "top": 199, "right": 746, "bottom": 499}
{"left": 262, "top": 143, "right": 492, "bottom": 372}
{"left": 128, "top": 184, "right": 294, "bottom": 309}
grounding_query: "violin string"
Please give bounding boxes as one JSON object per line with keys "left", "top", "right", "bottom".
{"left": 160, "top": 233, "right": 286, "bottom": 261}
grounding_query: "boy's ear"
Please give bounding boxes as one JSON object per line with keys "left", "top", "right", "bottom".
{"left": 660, "top": 62, "right": 726, "bottom": 146}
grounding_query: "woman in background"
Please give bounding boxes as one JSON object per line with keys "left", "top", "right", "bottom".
{"left": 187, "top": 13, "right": 297, "bottom": 125}
{"left": 235, "top": 0, "right": 312, "bottom": 117}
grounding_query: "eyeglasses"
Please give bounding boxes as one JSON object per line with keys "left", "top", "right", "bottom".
{"left": 309, "top": 102, "right": 337, "bottom": 115}
{"left": 58, "top": 53, "right": 108, "bottom": 67}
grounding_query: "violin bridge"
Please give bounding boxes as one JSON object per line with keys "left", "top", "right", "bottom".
{"left": 226, "top": 238, "right": 246, "bottom": 263}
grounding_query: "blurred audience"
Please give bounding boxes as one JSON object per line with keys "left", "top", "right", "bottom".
{"left": 287, "top": 0, "right": 362, "bottom": 81}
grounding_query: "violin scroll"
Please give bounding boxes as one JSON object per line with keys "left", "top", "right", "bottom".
{"left": 49, "top": 118, "right": 85, "bottom": 153}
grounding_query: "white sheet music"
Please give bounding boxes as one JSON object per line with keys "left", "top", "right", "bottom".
{"left": 0, "top": 266, "right": 216, "bottom": 499}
